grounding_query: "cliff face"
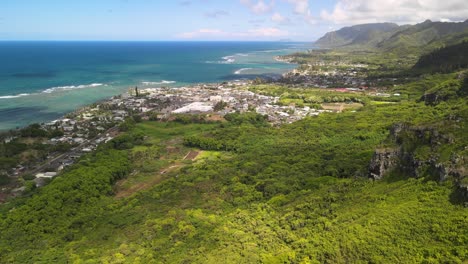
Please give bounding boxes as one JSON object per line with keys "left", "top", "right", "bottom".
{"left": 369, "top": 148, "right": 400, "bottom": 180}
{"left": 369, "top": 123, "right": 467, "bottom": 201}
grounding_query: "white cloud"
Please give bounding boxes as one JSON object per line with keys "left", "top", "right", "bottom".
{"left": 177, "top": 27, "right": 289, "bottom": 39}
{"left": 240, "top": 0, "right": 274, "bottom": 14}
{"left": 285, "top": 0, "right": 309, "bottom": 15}
{"left": 271, "top": 12, "right": 291, "bottom": 24}
{"left": 321, "top": 0, "right": 468, "bottom": 25}
{"left": 284, "top": 0, "right": 316, "bottom": 24}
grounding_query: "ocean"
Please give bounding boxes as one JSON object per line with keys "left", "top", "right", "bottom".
{"left": 0, "top": 41, "right": 309, "bottom": 130}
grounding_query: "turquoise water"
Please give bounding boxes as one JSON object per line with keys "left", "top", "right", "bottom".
{"left": 0, "top": 41, "right": 309, "bottom": 130}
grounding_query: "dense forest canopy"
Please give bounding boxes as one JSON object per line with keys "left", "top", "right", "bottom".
{"left": 414, "top": 41, "right": 468, "bottom": 73}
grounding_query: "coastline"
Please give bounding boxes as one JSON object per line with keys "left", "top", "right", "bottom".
{"left": 1, "top": 73, "right": 299, "bottom": 133}
{"left": 0, "top": 42, "right": 306, "bottom": 131}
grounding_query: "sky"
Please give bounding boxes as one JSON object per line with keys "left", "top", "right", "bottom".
{"left": 0, "top": 0, "right": 467, "bottom": 41}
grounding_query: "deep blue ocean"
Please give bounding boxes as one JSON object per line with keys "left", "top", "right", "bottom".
{"left": 0, "top": 41, "right": 309, "bottom": 130}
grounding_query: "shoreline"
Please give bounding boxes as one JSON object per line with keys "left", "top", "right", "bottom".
{"left": 0, "top": 49, "right": 302, "bottom": 132}
{"left": 0, "top": 81, "right": 246, "bottom": 133}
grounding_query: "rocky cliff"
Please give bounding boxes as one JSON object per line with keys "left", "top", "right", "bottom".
{"left": 369, "top": 123, "right": 467, "bottom": 202}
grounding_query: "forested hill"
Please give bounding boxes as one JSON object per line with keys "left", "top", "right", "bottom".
{"left": 413, "top": 40, "right": 468, "bottom": 73}
{"left": 315, "top": 19, "right": 468, "bottom": 54}
{"left": 377, "top": 20, "right": 468, "bottom": 53}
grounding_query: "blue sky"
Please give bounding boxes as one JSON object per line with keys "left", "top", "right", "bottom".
{"left": 0, "top": 0, "right": 467, "bottom": 41}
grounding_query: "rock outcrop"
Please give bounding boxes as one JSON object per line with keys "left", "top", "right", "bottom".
{"left": 369, "top": 148, "right": 400, "bottom": 180}
{"left": 369, "top": 123, "right": 467, "bottom": 203}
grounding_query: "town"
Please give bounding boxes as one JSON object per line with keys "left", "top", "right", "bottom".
{"left": 1, "top": 80, "right": 341, "bottom": 201}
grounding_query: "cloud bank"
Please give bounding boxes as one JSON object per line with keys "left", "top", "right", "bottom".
{"left": 321, "top": 0, "right": 468, "bottom": 25}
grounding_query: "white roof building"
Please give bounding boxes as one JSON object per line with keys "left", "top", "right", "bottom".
{"left": 172, "top": 102, "right": 213, "bottom": 113}
{"left": 35, "top": 172, "right": 58, "bottom": 178}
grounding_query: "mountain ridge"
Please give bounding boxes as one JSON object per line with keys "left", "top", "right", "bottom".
{"left": 315, "top": 22, "right": 400, "bottom": 47}
{"left": 315, "top": 20, "right": 468, "bottom": 53}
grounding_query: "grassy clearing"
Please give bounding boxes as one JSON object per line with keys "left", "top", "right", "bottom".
{"left": 370, "top": 101, "right": 398, "bottom": 105}
{"left": 321, "top": 102, "right": 364, "bottom": 111}
{"left": 196, "top": 151, "right": 223, "bottom": 160}
{"left": 115, "top": 121, "right": 217, "bottom": 198}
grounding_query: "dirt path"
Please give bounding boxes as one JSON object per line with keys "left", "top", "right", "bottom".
{"left": 184, "top": 150, "right": 200, "bottom": 160}
{"left": 115, "top": 162, "right": 184, "bottom": 199}
{"left": 115, "top": 150, "right": 201, "bottom": 199}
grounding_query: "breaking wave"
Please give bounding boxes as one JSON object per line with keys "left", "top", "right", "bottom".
{"left": 206, "top": 55, "right": 237, "bottom": 64}
{"left": 222, "top": 56, "right": 236, "bottom": 63}
{"left": 42, "top": 83, "right": 105, "bottom": 93}
{"left": 234, "top": 68, "right": 253, "bottom": 75}
{"left": 0, "top": 93, "right": 31, "bottom": 99}
{"left": 141, "top": 80, "right": 176, "bottom": 85}
{"left": 0, "top": 83, "right": 106, "bottom": 99}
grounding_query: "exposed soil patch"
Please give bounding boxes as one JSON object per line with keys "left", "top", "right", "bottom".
{"left": 206, "top": 114, "right": 225, "bottom": 122}
{"left": 184, "top": 150, "right": 200, "bottom": 160}
{"left": 115, "top": 171, "right": 167, "bottom": 199}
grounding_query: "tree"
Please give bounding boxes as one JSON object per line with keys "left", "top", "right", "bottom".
{"left": 458, "top": 75, "right": 468, "bottom": 97}
{"left": 0, "top": 174, "right": 11, "bottom": 186}
{"left": 214, "top": 101, "right": 228, "bottom": 112}
{"left": 135, "top": 86, "right": 139, "bottom": 97}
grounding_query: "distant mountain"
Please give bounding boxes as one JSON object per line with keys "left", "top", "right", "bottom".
{"left": 315, "top": 23, "right": 400, "bottom": 47}
{"left": 315, "top": 20, "right": 468, "bottom": 53}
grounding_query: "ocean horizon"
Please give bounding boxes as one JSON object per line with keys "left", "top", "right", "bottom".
{"left": 0, "top": 41, "right": 310, "bottom": 130}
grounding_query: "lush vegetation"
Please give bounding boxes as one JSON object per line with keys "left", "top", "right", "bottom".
{"left": 414, "top": 41, "right": 468, "bottom": 73}
{"left": 0, "top": 21, "right": 467, "bottom": 261}
{"left": 0, "top": 71, "right": 466, "bottom": 262}
{"left": 249, "top": 84, "right": 370, "bottom": 107}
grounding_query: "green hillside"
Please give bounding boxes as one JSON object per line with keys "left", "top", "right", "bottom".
{"left": 315, "top": 23, "right": 400, "bottom": 48}
{"left": 0, "top": 71, "right": 467, "bottom": 263}
{"left": 378, "top": 20, "right": 468, "bottom": 52}
{"left": 413, "top": 41, "right": 468, "bottom": 73}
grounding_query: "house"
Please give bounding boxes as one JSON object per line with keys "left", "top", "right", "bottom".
{"left": 209, "top": 96, "right": 223, "bottom": 102}
{"left": 63, "top": 126, "right": 74, "bottom": 132}
{"left": 35, "top": 172, "right": 57, "bottom": 178}
{"left": 73, "top": 138, "right": 85, "bottom": 144}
